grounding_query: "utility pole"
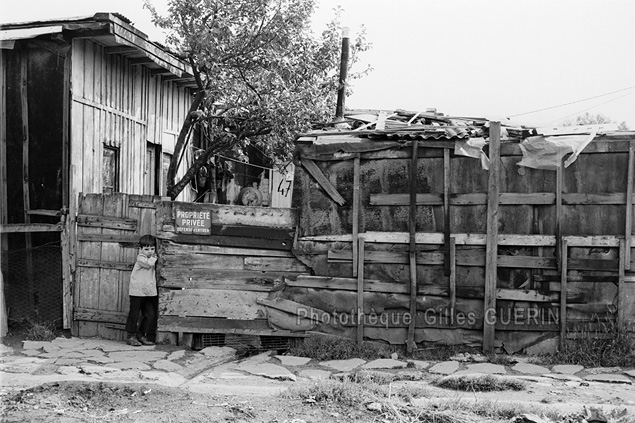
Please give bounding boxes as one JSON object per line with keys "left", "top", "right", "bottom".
{"left": 334, "top": 27, "right": 350, "bottom": 120}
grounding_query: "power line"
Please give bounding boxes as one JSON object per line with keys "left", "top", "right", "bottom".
{"left": 507, "top": 85, "right": 635, "bottom": 118}
{"left": 551, "top": 90, "right": 635, "bottom": 123}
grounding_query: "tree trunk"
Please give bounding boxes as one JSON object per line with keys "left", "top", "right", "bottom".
{"left": 166, "top": 89, "right": 207, "bottom": 198}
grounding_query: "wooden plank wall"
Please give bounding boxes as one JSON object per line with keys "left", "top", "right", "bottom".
{"left": 155, "top": 201, "right": 310, "bottom": 343}
{"left": 73, "top": 192, "right": 160, "bottom": 339}
{"left": 68, "top": 38, "right": 194, "bottom": 222}
{"left": 290, "top": 135, "right": 635, "bottom": 353}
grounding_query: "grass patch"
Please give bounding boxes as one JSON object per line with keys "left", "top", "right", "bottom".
{"left": 282, "top": 379, "right": 386, "bottom": 407}
{"left": 9, "top": 318, "right": 58, "bottom": 342}
{"left": 286, "top": 333, "right": 402, "bottom": 361}
{"left": 433, "top": 374, "right": 526, "bottom": 392}
{"left": 285, "top": 379, "right": 552, "bottom": 423}
{"left": 537, "top": 319, "right": 635, "bottom": 368}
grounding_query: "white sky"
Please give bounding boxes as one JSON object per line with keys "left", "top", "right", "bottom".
{"left": 2, "top": 0, "right": 635, "bottom": 129}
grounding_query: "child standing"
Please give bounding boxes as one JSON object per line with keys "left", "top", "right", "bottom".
{"left": 125, "top": 234, "right": 158, "bottom": 346}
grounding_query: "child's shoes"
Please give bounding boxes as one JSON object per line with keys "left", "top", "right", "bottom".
{"left": 137, "top": 336, "right": 155, "bottom": 346}
{"left": 127, "top": 336, "right": 142, "bottom": 346}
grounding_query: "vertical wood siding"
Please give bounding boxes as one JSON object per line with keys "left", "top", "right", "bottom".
{"left": 69, "top": 39, "right": 193, "bottom": 217}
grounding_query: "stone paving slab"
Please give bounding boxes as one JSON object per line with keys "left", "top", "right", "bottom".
{"left": 552, "top": 364, "right": 584, "bottom": 374}
{"left": 428, "top": 361, "right": 460, "bottom": 375}
{"left": 542, "top": 373, "right": 583, "bottom": 381}
{"left": 235, "top": 362, "right": 296, "bottom": 381}
{"left": 512, "top": 363, "right": 551, "bottom": 374}
{"left": 107, "top": 361, "right": 151, "bottom": 371}
{"left": 153, "top": 360, "right": 184, "bottom": 372}
{"left": 583, "top": 374, "right": 633, "bottom": 384}
{"left": 362, "top": 359, "right": 407, "bottom": 369}
{"left": 167, "top": 350, "right": 186, "bottom": 361}
{"left": 108, "top": 350, "right": 168, "bottom": 362}
{"left": 454, "top": 363, "right": 506, "bottom": 375}
{"left": 624, "top": 370, "right": 635, "bottom": 378}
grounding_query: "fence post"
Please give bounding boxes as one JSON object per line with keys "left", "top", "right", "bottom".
{"left": 483, "top": 122, "right": 501, "bottom": 353}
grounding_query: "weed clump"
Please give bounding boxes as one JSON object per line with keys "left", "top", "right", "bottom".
{"left": 538, "top": 319, "right": 635, "bottom": 368}
{"left": 433, "top": 374, "right": 526, "bottom": 392}
{"left": 286, "top": 334, "right": 401, "bottom": 361}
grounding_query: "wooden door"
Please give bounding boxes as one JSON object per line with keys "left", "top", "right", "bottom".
{"left": 72, "top": 192, "right": 160, "bottom": 339}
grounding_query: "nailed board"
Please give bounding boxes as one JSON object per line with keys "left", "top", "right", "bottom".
{"left": 159, "top": 289, "right": 268, "bottom": 319}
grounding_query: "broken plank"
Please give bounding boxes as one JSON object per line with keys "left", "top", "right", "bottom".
{"left": 301, "top": 158, "right": 346, "bottom": 206}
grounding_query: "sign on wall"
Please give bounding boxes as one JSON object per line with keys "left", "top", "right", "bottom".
{"left": 175, "top": 207, "right": 211, "bottom": 234}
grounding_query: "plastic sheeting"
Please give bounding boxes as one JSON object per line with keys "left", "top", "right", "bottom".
{"left": 516, "top": 133, "right": 596, "bottom": 170}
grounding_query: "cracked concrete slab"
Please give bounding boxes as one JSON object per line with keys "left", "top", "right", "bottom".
{"left": 512, "top": 363, "right": 551, "bottom": 374}
{"left": 428, "top": 361, "right": 460, "bottom": 375}
{"left": 235, "top": 362, "right": 296, "bottom": 381}
{"left": 153, "top": 360, "right": 184, "bottom": 372}
{"left": 552, "top": 364, "right": 584, "bottom": 374}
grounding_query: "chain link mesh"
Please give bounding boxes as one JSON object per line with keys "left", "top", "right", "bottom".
{"left": 1, "top": 242, "right": 62, "bottom": 327}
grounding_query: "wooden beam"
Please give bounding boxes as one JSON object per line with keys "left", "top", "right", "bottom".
{"left": 357, "top": 237, "right": 365, "bottom": 344}
{"left": 407, "top": 140, "right": 419, "bottom": 353}
{"left": 443, "top": 148, "right": 451, "bottom": 276}
{"left": 625, "top": 140, "right": 634, "bottom": 270}
{"left": 129, "top": 57, "right": 155, "bottom": 65}
{"left": 556, "top": 164, "right": 564, "bottom": 272}
{"left": 352, "top": 155, "right": 360, "bottom": 277}
{"left": 483, "top": 121, "right": 501, "bottom": 353}
{"left": 0, "top": 224, "right": 63, "bottom": 233}
{"left": 301, "top": 232, "right": 558, "bottom": 246}
{"left": 20, "top": 52, "right": 35, "bottom": 299}
{"left": 449, "top": 236, "right": 456, "bottom": 312}
{"left": 61, "top": 213, "right": 72, "bottom": 329}
{"left": 104, "top": 46, "right": 138, "bottom": 55}
{"left": 560, "top": 239, "right": 568, "bottom": 350}
{"left": 0, "top": 49, "right": 6, "bottom": 262}
{"left": 371, "top": 192, "right": 635, "bottom": 207}
{"left": 301, "top": 158, "right": 346, "bottom": 206}
{"left": 618, "top": 239, "right": 626, "bottom": 326}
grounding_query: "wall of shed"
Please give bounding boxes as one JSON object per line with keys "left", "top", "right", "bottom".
{"left": 68, "top": 38, "right": 194, "bottom": 219}
{"left": 289, "top": 137, "right": 635, "bottom": 353}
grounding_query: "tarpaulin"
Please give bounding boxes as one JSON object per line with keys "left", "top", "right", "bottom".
{"left": 454, "top": 137, "right": 490, "bottom": 170}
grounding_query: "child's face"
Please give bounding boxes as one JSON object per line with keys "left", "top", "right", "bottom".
{"left": 140, "top": 246, "right": 155, "bottom": 257}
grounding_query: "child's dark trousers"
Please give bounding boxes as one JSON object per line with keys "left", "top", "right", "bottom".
{"left": 125, "top": 295, "right": 157, "bottom": 337}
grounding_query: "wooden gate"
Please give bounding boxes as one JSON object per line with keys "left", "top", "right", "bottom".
{"left": 72, "top": 193, "right": 162, "bottom": 339}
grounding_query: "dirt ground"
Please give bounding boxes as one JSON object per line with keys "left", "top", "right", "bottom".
{"left": 0, "top": 381, "right": 374, "bottom": 423}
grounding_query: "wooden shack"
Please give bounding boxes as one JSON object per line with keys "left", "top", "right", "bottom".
{"left": 0, "top": 13, "right": 195, "bottom": 329}
{"left": 282, "top": 111, "right": 635, "bottom": 353}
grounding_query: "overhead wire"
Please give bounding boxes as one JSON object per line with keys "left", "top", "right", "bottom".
{"left": 507, "top": 85, "right": 635, "bottom": 118}
{"left": 551, "top": 91, "right": 635, "bottom": 124}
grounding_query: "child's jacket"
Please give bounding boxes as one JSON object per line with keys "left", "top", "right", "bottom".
{"left": 129, "top": 254, "right": 158, "bottom": 296}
